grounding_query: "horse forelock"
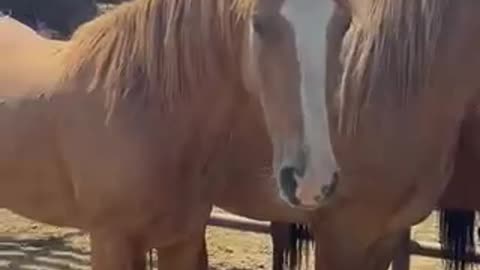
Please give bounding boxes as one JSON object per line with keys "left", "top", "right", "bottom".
{"left": 337, "top": 0, "right": 449, "bottom": 135}
{"left": 59, "top": 0, "right": 257, "bottom": 119}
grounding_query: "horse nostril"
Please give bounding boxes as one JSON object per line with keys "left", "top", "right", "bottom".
{"left": 279, "top": 166, "right": 299, "bottom": 199}
{"left": 321, "top": 172, "right": 339, "bottom": 198}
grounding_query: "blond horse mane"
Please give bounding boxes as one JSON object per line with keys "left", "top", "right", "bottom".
{"left": 337, "top": 0, "right": 450, "bottom": 135}
{"left": 59, "top": 0, "right": 256, "bottom": 118}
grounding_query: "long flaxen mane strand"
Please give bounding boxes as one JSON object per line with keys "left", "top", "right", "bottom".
{"left": 58, "top": 0, "right": 257, "bottom": 119}
{"left": 337, "top": 0, "right": 450, "bottom": 135}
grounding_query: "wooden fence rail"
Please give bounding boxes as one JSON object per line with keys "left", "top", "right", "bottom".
{"left": 208, "top": 212, "right": 270, "bottom": 234}
{"left": 208, "top": 213, "right": 480, "bottom": 270}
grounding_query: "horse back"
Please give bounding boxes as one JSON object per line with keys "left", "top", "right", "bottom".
{"left": 0, "top": 16, "right": 66, "bottom": 97}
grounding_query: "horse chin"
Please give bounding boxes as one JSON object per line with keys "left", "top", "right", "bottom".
{"left": 293, "top": 203, "right": 320, "bottom": 211}
{"left": 296, "top": 197, "right": 334, "bottom": 211}
{"left": 279, "top": 189, "right": 332, "bottom": 211}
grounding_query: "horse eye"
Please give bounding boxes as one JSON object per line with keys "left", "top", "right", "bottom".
{"left": 252, "top": 16, "right": 266, "bottom": 36}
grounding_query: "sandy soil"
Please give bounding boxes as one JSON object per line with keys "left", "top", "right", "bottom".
{"left": 0, "top": 208, "right": 273, "bottom": 270}
{"left": 0, "top": 207, "right": 448, "bottom": 270}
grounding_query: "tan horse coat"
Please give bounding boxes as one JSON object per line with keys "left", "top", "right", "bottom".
{"left": 0, "top": 0, "right": 307, "bottom": 268}
{"left": 0, "top": 17, "right": 64, "bottom": 95}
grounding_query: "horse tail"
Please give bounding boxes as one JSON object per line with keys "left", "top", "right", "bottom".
{"left": 283, "top": 223, "right": 315, "bottom": 270}
{"left": 439, "top": 209, "right": 476, "bottom": 270}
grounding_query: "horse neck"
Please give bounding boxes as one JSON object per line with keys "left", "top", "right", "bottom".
{"left": 206, "top": 96, "right": 272, "bottom": 183}
{"left": 207, "top": 98, "right": 306, "bottom": 223}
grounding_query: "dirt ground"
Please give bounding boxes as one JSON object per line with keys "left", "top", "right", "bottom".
{"left": 0, "top": 208, "right": 445, "bottom": 270}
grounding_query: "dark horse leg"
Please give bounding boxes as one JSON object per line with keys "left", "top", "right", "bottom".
{"left": 439, "top": 209, "right": 476, "bottom": 270}
{"left": 270, "top": 222, "right": 314, "bottom": 270}
{"left": 271, "top": 222, "right": 290, "bottom": 270}
{"left": 438, "top": 107, "right": 480, "bottom": 270}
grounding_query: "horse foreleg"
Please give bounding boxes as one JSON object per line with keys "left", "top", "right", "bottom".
{"left": 270, "top": 222, "right": 290, "bottom": 270}
{"left": 155, "top": 232, "right": 207, "bottom": 270}
{"left": 90, "top": 232, "right": 146, "bottom": 270}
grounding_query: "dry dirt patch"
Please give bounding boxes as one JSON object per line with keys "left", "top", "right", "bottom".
{"left": 0, "top": 208, "right": 447, "bottom": 270}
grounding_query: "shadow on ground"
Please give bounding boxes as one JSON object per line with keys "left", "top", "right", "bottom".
{"left": 0, "top": 232, "right": 256, "bottom": 270}
{"left": 0, "top": 232, "right": 89, "bottom": 270}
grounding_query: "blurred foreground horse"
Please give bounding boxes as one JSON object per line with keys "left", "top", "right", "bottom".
{"left": 282, "top": 1, "right": 480, "bottom": 270}
{"left": 204, "top": 1, "right": 480, "bottom": 269}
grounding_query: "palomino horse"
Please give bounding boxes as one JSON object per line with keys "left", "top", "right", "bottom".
{"left": 0, "top": 0, "right": 335, "bottom": 268}
{"left": 278, "top": 0, "right": 480, "bottom": 270}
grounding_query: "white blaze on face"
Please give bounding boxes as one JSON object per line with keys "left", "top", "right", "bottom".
{"left": 281, "top": 0, "right": 338, "bottom": 206}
